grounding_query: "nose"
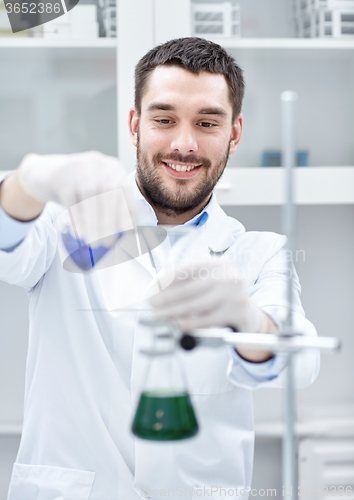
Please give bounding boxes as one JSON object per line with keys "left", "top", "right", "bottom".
{"left": 170, "top": 123, "right": 198, "bottom": 155}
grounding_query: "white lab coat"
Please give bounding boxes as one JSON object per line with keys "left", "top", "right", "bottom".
{"left": 0, "top": 180, "right": 319, "bottom": 500}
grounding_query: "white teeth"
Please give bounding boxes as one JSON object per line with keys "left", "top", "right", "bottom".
{"left": 165, "top": 162, "right": 199, "bottom": 172}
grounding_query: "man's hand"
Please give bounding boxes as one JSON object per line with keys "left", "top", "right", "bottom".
{"left": 149, "top": 259, "right": 276, "bottom": 362}
{"left": 0, "top": 173, "right": 46, "bottom": 222}
{"left": 5, "top": 151, "right": 135, "bottom": 246}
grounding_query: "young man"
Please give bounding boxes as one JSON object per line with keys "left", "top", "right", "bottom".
{"left": 0, "top": 38, "right": 319, "bottom": 499}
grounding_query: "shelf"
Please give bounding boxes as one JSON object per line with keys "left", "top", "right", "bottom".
{"left": 0, "top": 424, "right": 22, "bottom": 437}
{"left": 1, "top": 37, "right": 354, "bottom": 50}
{"left": 2, "top": 418, "right": 354, "bottom": 438}
{"left": 208, "top": 37, "right": 354, "bottom": 50}
{"left": 215, "top": 167, "right": 354, "bottom": 206}
{"left": 255, "top": 418, "right": 354, "bottom": 438}
{"left": 0, "top": 37, "right": 117, "bottom": 48}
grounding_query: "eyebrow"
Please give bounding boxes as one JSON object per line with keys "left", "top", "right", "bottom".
{"left": 197, "top": 107, "right": 228, "bottom": 117}
{"left": 146, "top": 102, "right": 228, "bottom": 117}
{"left": 147, "top": 102, "right": 176, "bottom": 112}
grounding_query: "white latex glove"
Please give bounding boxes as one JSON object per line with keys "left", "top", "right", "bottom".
{"left": 149, "top": 259, "right": 263, "bottom": 333}
{"left": 17, "top": 151, "right": 135, "bottom": 247}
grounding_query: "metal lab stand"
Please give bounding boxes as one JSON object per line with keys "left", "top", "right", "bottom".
{"left": 140, "top": 320, "right": 340, "bottom": 498}
{"left": 141, "top": 92, "right": 340, "bottom": 498}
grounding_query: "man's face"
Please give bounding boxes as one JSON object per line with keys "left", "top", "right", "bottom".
{"left": 130, "top": 65, "right": 242, "bottom": 215}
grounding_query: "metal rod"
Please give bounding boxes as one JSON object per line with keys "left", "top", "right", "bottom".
{"left": 281, "top": 90, "right": 298, "bottom": 331}
{"left": 139, "top": 321, "right": 341, "bottom": 353}
{"left": 281, "top": 90, "right": 298, "bottom": 499}
{"left": 283, "top": 353, "right": 296, "bottom": 494}
{"left": 199, "top": 330, "right": 340, "bottom": 352}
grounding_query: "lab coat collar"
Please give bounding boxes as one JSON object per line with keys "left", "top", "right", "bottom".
{"left": 203, "top": 199, "right": 245, "bottom": 253}
{"left": 128, "top": 171, "right": 245, "bottom": 254}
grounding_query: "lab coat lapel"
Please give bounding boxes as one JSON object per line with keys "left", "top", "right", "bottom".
{"left": 94, "top": 244, "right": 156, "bottom": 313}
{"left": 203, "top": 200, "right": 244, "bottom": 253}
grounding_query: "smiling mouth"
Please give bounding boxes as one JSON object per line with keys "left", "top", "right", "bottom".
{"left": 162, "top": 161, "right": 202, "bottom": 172}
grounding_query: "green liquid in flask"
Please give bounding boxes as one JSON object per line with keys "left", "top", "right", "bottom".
{"left": 132, "top": 390, "right": 198, "bottom": 441}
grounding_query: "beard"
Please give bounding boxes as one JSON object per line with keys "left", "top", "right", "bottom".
{"left": 136, "top": 134, "right": 231, "bottom": 217}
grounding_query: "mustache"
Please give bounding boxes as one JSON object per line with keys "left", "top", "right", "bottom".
{"left": 153, "top": 152, "right": 211, "bottom": 169}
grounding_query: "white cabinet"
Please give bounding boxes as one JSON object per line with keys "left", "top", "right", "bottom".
{"left": 217, "top": 39, "right": 354, "bottom": 170}
{"left": 299, "top": 438, "right": 354, "bottom": 494}
{"left": 0, "top": 44, "right": 117, "bottom": 168}
{"left": 1, "top": 1, "right": 353, "bottom": 202}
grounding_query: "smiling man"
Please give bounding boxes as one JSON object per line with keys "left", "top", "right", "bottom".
{"left": 0, "top": 38, "right": 319, "bottom": 500}
{"left": 130, "top": 62, "right": 241, "bottom": 225}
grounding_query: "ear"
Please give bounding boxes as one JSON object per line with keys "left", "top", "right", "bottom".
{"left": 229, "top": 114, "right": 243, "bottom": 155}
{"left": 129, "top": 107, "right": 140, "bottom": 147}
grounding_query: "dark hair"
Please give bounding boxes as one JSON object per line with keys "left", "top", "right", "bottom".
{"left": 134, "top": 37, "right": 245, "bottom": 122}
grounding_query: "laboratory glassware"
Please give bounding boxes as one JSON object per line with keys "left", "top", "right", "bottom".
{"left": 61, "top": 182, "right": 136, "bottom": 271}
{"left": 62, "top": 226, "right": 122, "bottom": 271}
{"left": 132, "top": 320, "right": 198, "bottom": 441}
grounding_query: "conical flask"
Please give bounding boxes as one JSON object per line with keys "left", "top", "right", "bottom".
{"left": 132, "top": 324, "right": 198, "bottom": 441}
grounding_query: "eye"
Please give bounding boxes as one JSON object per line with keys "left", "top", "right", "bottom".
{"left": 156, "top": 119, "right": 173, "bottom": 124}
{"left": 197, "top": 122, "right": 215, "bottom": 128}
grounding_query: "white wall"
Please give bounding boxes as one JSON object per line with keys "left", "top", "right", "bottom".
{"left": 0, "top": 437, "right": 20, "bottom": 498}
{"left": 224, "top": 205, "right": 354, "bottom": 419}
{"left": 0, "top": 284, "right": 28, "bottom": 426}
{"left": 223, "top": 204, "right": 354, "bottom": 495}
